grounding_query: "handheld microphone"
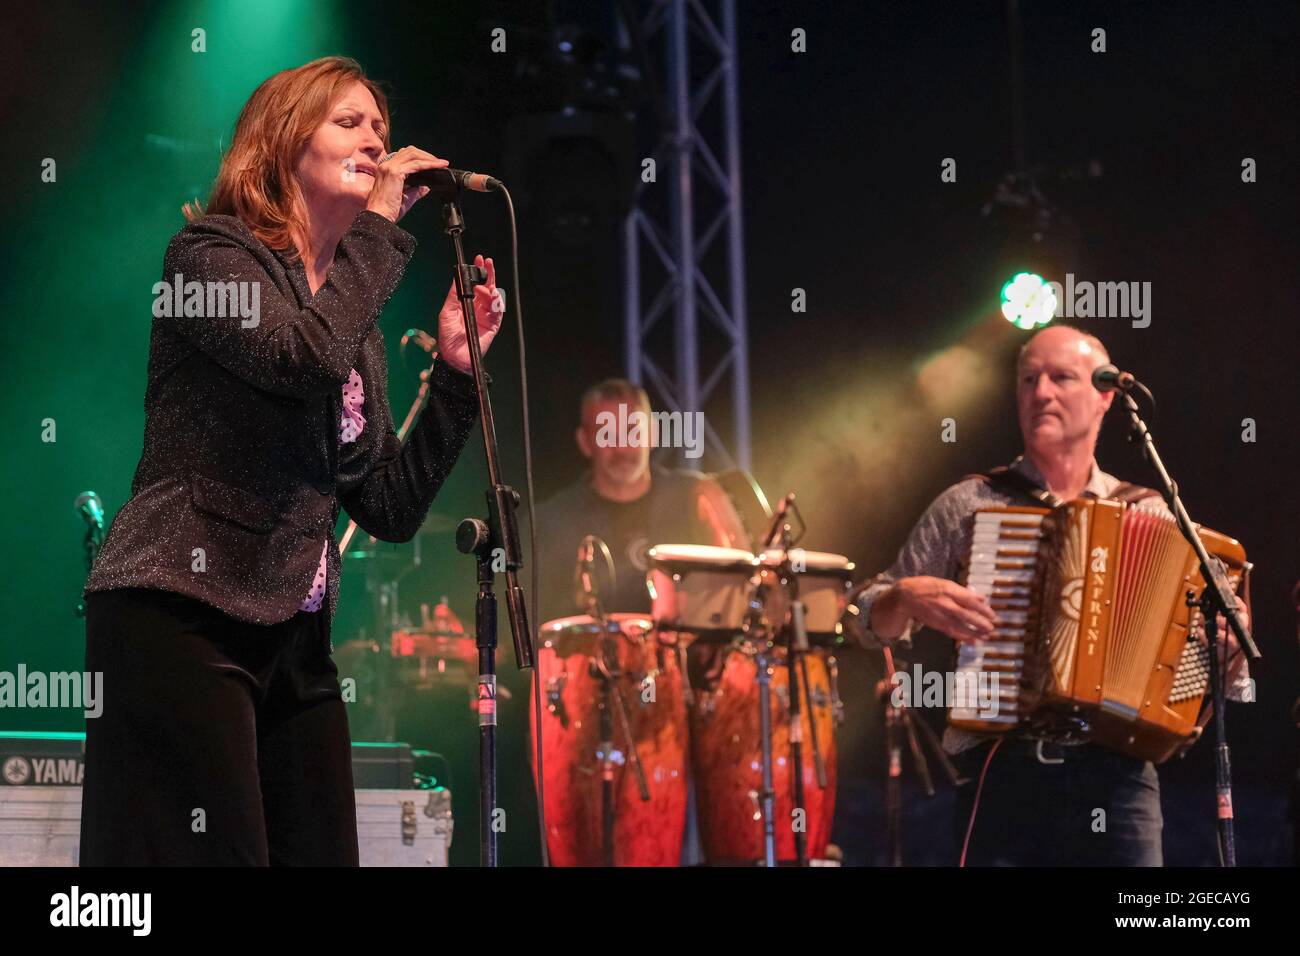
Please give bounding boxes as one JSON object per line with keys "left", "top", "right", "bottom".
{"left": 380, "top": 155, "right": 502, "bottom": 193}
{"left": 1091, "top": 363, "right": 1137, "bottom": 392}
{"left": 408, "top": 167, "right": 501, "bottom": 193}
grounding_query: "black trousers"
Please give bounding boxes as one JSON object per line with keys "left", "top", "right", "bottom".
{"left": 952, "top": 739, "right": 1164, "bottom": 866}
{"left": 80, "top": 587, "right": 358, "bottom": 866}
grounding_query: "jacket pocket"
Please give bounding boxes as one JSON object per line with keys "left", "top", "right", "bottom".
{"left": 188, "top": 473, "right": 280, "bottom": 533}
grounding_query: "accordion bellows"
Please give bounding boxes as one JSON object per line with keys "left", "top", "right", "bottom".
{"left": 950, "top": 499, "right": 1246, "bottom": 763}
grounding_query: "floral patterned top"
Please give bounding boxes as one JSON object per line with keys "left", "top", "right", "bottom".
{"left": 300, "top": 367, "right": 366, "bottom": 612}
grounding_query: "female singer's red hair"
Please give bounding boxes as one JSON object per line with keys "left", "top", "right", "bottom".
{"left": 183, "top": 56, "right": 392, "bottom": 259}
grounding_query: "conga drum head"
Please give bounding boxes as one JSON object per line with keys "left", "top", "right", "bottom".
{"left": 648, "top": 544, "right": 759, "bottom": 637}
{"left": 756, "top": 549, "right": 854, "bottom": 641}
{"left": 538, "top": 612, "right": 653, "bottom": 655}
{"left": 531, "top": 613, "right": 687, "bottom": 866}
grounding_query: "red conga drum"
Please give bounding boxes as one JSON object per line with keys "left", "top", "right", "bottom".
{"left": 689, "top": 645, "right": 840, "bottom": 864}
{"left": 530, "top": 613, "right": 688, "bottom": 866}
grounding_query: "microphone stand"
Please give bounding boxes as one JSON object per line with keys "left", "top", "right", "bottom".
{"left": 74, "top": 499, "right": 104, "bottom": 618}
{"left": 748, "top": 496, "right": 793, "bottom": 867}
{"left": 771, "top": 502, "right": 818, "bottom": 866}
{"left": 436, "top": 187, "right": 534, "bottom": 869}
{"left": 761, "top": 493, "right": 830, "bottom": 866}
{"left": 1116, "top": 387, "right": 1260, "bottom": 867}
{"left": 777, "top": 544, "right": 808, "bottom": 866}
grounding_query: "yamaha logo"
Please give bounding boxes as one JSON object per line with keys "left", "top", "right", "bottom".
{"left": 2, "top": 755, "right": 32, "bottom": 785}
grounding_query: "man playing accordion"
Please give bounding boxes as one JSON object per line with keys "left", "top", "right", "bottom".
{"left": 854, "top": 325, "right": 1250, "bottom": 866}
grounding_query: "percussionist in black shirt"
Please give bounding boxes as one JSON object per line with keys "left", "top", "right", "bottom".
{"left": 533, "top": 378, "right": 748, "bottom": 624}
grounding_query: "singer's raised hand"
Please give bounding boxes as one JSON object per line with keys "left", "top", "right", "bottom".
{"left": 437, "top": 254, "right": 503, "bottom": 374}
{"left": 365, "top": 146, "right": 448, "bottom": 223}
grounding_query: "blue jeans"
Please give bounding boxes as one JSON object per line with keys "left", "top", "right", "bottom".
{"left": 952, "top": 740, "right": 1163, "bottom": 866}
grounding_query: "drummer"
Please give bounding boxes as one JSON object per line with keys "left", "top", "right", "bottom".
{"left": 533, "top": 378, "right": 748, "bottom": 624}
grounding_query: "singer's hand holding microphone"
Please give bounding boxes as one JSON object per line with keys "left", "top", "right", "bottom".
{"left": 364, "top": 145, "right": 447, "bottom": 223}
{"left": 367, "top": 147, "right": 504, "bottom": 374}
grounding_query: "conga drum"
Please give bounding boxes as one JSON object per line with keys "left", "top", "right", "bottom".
{"left": 689, "top": 645, "right": 841, "bottom": 864}
{"left": 756, "top": 548, "right": 855, "bottom": 639}
{"left": 530, "top": 613, "right": 688, "bottom": 866}
{"left": 688, "top": 549, "right": 851, "bottom": 864}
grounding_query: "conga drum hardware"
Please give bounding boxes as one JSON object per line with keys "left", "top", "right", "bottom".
{"left": 827, "top": 654, "right": 845, "bottom": 726}
{"left": 544, "top": 674, "right": 568, "bottom": 724}
{"left": 773, "top": 681, "right": 831, "bottom": 711}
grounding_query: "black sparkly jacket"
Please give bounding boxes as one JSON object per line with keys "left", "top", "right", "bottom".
{"left": 84, "top": 210, "right": 480, "bottom": 625}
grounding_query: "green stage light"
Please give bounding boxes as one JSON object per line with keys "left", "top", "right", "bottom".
{"left": 1000, "top": 272, "right": 1057, "bottom": 329}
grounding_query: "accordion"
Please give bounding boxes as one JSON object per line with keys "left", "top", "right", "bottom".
{"left": 949, "top": 498, "right": 1247, "bottom": 763}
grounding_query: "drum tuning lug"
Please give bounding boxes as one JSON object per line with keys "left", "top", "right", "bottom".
{"left": 747, "top": 790, "right": 762, "bottom": 822}
{"left": 546, "top": 675, "right": 568, "bottom": 725}
{"left": 828, "top": 657, "right": 845, "bottom": 724}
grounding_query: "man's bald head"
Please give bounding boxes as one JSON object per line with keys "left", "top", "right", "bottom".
{"left": 1017, "top": 324, "right": 1110, "bottom": 374}
{"left": 1015, "top": 324, "right": 1115, "bottom": 455}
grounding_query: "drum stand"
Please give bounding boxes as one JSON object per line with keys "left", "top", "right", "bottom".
{"left": 749, "top": 622, "right": 827, "bottom": 868}
{"left": 578, "top": 560, "right": 652, "bottom": 867}
{"left": 366, "top": 569, "right": 400, "bottom": 742}
{"left": 749, "top": 511, "right": 831, "bottom": 867}
{"left": 876, "top": 646, "right": 960, "bottom": 866}
{"left": 343, "top": 543, "right": 423, "bottom": 742}
{"left": 591, "top": 625, "right": 651, "bottom": 866}
{"left": 754, "top": 640, "right": 779, "bottom": 867}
